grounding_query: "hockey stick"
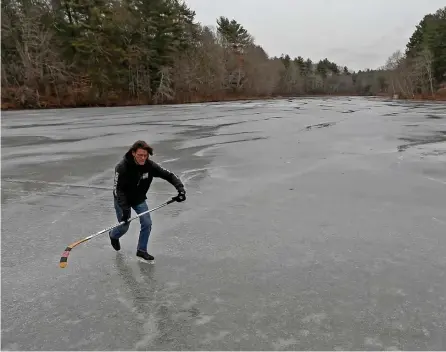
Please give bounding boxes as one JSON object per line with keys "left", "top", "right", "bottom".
{"left": 59, "top": 196, "right": 178, "bottom": 268}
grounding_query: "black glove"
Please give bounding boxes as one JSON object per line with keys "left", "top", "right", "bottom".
{"left": 121, "top": 208, "right": 131, "bottom": 223}
{"left": 175, "top": 187, "right": 186, "bottom": 202}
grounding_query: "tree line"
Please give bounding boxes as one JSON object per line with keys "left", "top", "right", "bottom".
{"left": 382, "top": 7, "right": 446, "bottom": 99}
{"left": 1, "top": 0, "right": 445, "bottom": 109}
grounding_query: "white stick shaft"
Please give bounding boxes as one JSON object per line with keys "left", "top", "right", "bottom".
{"left": 86, "top": 199, "right": 174, "bottom": 241}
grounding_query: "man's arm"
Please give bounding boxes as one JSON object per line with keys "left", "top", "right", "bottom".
{"left": 113, "top": 163, "right": 130, "bottom": 210}
{"left": 150, "top": 160, "right": 184, "bottom": 190}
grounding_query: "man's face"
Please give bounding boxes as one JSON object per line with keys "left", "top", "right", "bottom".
{"left": 132, "top": 148, "right": 148, "bottom": 165}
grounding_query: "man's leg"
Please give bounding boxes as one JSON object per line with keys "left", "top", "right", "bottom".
{"left": 133, "top": 201, "right": 153, "bottom": 253}
{"left": 109, "top": 197, "right": 130, "bottom": 251}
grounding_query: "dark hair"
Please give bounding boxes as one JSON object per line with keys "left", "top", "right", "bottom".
{"left": 130, "top": 140, "right": 153, "bottom": 155}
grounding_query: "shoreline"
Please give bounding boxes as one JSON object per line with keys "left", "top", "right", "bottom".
{"left": 1, "top": 93, "right": 445, "bottom": 111}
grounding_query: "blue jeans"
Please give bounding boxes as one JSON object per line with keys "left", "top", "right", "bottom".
{"left": 110, "top": 198, "right": 152, "bottom": 252}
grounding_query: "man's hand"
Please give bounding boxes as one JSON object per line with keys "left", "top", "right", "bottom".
{"left": 121, "top": 208, "right": 131, "bottom": 223}
{"left": 175, "top": 187, "right": 186, "bottom": 202}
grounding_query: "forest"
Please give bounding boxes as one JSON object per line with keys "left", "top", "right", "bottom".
{"left": 1, "top": 0, "right": 446, "bottom": 109}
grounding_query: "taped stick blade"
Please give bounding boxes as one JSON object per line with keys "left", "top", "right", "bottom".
{"left": 59, "top": 247, "right": 71, "bottom": 268}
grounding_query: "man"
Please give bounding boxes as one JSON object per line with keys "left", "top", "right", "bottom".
{"left": 109, "top": 140, "right": 186, "bottom": 263}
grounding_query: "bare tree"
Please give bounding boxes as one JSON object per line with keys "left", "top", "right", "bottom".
{"left": 153, "top": 66, "right": 174, "bottom": 104}
{"left": 416, "top": 47, "right": 435, "bottom": 96}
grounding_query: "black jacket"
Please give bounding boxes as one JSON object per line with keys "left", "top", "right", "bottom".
{"left": 113, "top": 149, "right": 184, "bottom": 209}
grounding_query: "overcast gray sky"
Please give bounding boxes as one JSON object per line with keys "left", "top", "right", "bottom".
{"left": 184, "top": 0, "right": 445, "bottom": 71}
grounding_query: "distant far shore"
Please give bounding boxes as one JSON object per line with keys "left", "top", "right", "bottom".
{"left": 2, "top": 92, "right": 445, "bottom": 111}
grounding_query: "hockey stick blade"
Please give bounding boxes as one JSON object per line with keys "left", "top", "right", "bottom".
{"left": 59, "top": 238, "right": 91, "bottom": 268}
{"left": 59, "top": 197, "right": 177, "bottom": 268}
